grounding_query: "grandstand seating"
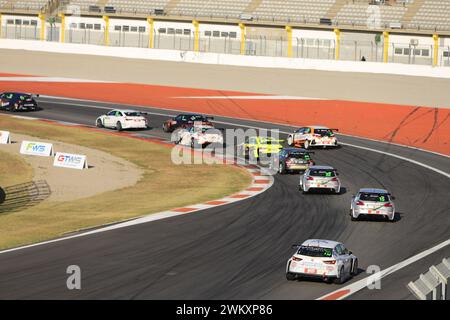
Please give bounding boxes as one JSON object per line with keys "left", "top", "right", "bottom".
{"left": 252, "top": 0, "right": 335, "bottom": 23}
{"left": 408, "top": 0, "right": 450, "bottom": 31}
{"left": 0, "top": 0, "right": 49, "bottom": 11}
{"left": 335, "top": 0, "right": 409, "bottom": 28}
{"left": 2, "top": 0, "right": 450, "bottom": 32}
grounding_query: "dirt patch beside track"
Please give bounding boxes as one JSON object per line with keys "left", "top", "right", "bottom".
{"left": 0, "top": 133, "right": 143, "bottom": 202}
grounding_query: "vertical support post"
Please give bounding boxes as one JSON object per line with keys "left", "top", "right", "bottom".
{"left": 383, "top": 31, "right": 389, "bottom": 63}
{"left": 147, "top": 17, "right": 154, "bottom": 49}
{"left": 433, "top": 34, "right": 439, "bottom": 67}
{"left": 239, "top": 23, "right": 245, "bottom": 55}
{"left": 0, "top": 14, "right": 2, "bottom": 39}
{"left": 334, "top": 28, "right": 340, "bottom": 60}
{"left": 192, "top": 19, "right": 199, "bottom": 52}
{"left": 59, "top": 13, "right": 65, "bottom": 43}
{"left": 285, "top": 25, "right": 292, "bottom": 58}
{"left": 38, "top": 13, "right": 46, "bottom": 41}
{"left": 102, "top": 15, "right": 109, "bottom": 46}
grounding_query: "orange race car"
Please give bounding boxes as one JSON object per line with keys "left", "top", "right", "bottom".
{"left": 287, "top": 126, "right": 338, "bottom": 149}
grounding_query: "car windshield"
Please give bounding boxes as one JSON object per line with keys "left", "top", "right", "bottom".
{"left": 124, "top": 112, "right": 142, "bottom": 117}
{"left": 315, "top": 129, "right": 334, "bottom": 136}
{"left": 309, "top": 169, "right": 335, "bottom": 177}
{"left": 183, "top": 115, "right": 205, "bottom": 121}
{"left": 297, "top": 246, "right": 333, "bottom": 258}
{"left": 288, "top": 152, "right": 310, "bottom": 159}
{"left": 359, "top": 193, "right": 389, "bottom": 202}
{"left": 18, "top": 95, "right": 31, "bottom": 100}
{"left": 260, "top": 138, "right": 279, "bottom": 144}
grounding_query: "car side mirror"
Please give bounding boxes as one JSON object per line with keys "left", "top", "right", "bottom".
{"left": 292, "top": 244, "right": 300, "bottom": 249}
{"left": 391, "top": 196, "right": 396, "bottom": 200}
{"left": 348, "top": 251, "right": 352, "bottom": 255}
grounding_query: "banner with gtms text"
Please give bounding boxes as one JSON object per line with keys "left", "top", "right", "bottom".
{"left": 53, "top": 152, "right": 88, "bottom": 170}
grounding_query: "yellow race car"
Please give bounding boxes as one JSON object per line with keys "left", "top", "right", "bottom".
{"left": 239, "top": 136, "right": 284, "bottom": 159}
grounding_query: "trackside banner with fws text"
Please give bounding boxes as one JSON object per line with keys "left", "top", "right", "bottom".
{"left": 20, "top": 140, "right": 53, "bottom": 156}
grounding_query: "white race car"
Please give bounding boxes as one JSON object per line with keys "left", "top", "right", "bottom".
{"left": 173, "top": 124, "right": 223, "bottom": 148}
{"left": 299, "top": 165, "right": 341, "bottom": 194}
{"left": 286, "top": 239, "right": 358, "bottom": 284}
{"left": 287, "top": 126, "right": 338, "bottom": 149}
{"left": 96, "top": 109, "right": 149, "bottom": 131}
{"left": 350, "top": 188, "right": 396, "bottom": 222}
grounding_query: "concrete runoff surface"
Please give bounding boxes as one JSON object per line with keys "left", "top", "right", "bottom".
{"left": 0, "top": 49, "right": 450, "bottom": 108}
{"left": 0, "top": 98, "right": 448, "bottom": 299}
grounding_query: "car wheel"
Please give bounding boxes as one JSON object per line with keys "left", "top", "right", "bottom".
{"left": 116, "top": 121, "right": 123, "bottom": 131}
{"left": 287, "top": 136, "right": 293, "bottom": 146}
{"left": 388, "top": 213, "right": 396, "bottom": 222}
{"left": 304, "top": 140, "right": 310, "bottom": 149}
{"left": 163, "top": 123, "right": 169, "bottom": 132}
{"left": 96, "top": 119, "right": 103, "bottom": 128}
{"left": 351, "top": 259, "right": 358, "bottom": 276}
{"left": 286, "top": 272, "right": 296, "bottom": 281}
{"left": 334, "top": 267, "right": 346, "bottom": 284}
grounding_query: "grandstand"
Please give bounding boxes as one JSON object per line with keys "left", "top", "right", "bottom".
{"left": 1, "top": 0, "right": 450, "bottom": 32}
{"left": 0, "top": 0, "right": 50, "bottom": 12}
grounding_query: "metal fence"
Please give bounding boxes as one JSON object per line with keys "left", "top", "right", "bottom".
{"left": 1, "top": 23, "right": 449, "bottom": 67}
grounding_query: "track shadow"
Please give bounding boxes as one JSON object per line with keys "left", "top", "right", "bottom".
{"left": 0, "top": 180, "right": 51, "bottom": 214}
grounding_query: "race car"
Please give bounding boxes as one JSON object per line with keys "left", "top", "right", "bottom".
{"left": 239, "top": 136, "right": 283, "bottom": 160}
{"left": 172, "top": 124, "right": 223, "bottom": 148}
{"left": 299, "top": 165, "right": 341, "bottom": 194}
{"left": 0, "top": 92, "right": 39, "bottom": 112}
{"left": 163, "top": 114, "right": 214, "bottom": 133}
{"left": 95, "top": 109, "right": 149, "bottom": 131}
{"left": 272, "top": 148, "right": 315, "bottom": 174}
{"left": 350, "top": 188, "right": 396, "bottom": 222}
{"left": 287, "top": 126, "right": 338, "bottom": 149}
{"left": 286, "top": 239, "right": 358, "bottom": 284}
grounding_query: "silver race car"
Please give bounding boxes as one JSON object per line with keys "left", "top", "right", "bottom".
{"left": 350, "top": 188, "right": 396, "bottom": 222}
{"left": 299, "top": 166, "right": 341, "bottom": 194}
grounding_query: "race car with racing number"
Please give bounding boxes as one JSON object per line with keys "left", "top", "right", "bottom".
{"left": 272, "top": 148, "right": 315, "bottom": 174}
{"left": 287, "top": 126, "right": 338, "bottom": 149}
{"left": 299, "top": 165, "right": 341, "bottom": 194}
{"left": 172, "top": 124, "right": 223, "bottom": 148}
{"left": 238, "top": 136, "right": 283, "bottom": 160}
{"left": 163, "top": 114, "right": 214, "bottom": 133}
{"left": 286, "top": 239, "right": 358, "bottom": 284}
{"left": 350, "top": 188, "right": 396, "bottom": 222}
{"left": 96, "top": 109, "right": 149, "bottom": 131}
{"left": 0, "top": 92, "right": 39, "bottom": 112}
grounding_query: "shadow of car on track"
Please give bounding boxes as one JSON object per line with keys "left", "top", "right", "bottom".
{"left": 300, "top": 187, "right": 348, "bottom": 196}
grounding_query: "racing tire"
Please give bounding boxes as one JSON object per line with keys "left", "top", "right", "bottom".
{"left": 351, "top": 259, "right": 358, "bottom": 276}
{"left": 163, "top": 123, "right": 170, "bottom": 133}
{"left": 287, "top": 136, "right": 294, "bottom": 146}
{"left": 116, "top": 122, "right": 123, "bottom": 131}
{"left": 304, "top": 140, "right": 310, "bottom": 149}
{"left": 286, "top": 272, "right": 296, "bottom": 281}
{"left": 96, "top": 119, "right": 103, "bottom": 128}
{"left": 334, "top": 267, "right": 346, "bottom": 284}
{"left": 387, "top": 214, "right": 396, "bottom": 223}
{"left": 279, "top": 163, "right": 286, "bottom": 175}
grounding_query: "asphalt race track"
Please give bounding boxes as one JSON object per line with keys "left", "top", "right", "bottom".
{"left": 0, "top": 96, "right": 449, "bottom": 300}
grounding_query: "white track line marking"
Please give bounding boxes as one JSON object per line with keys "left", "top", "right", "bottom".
{"left": 318, "top": 239, "right": 450, "bottom": 300}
